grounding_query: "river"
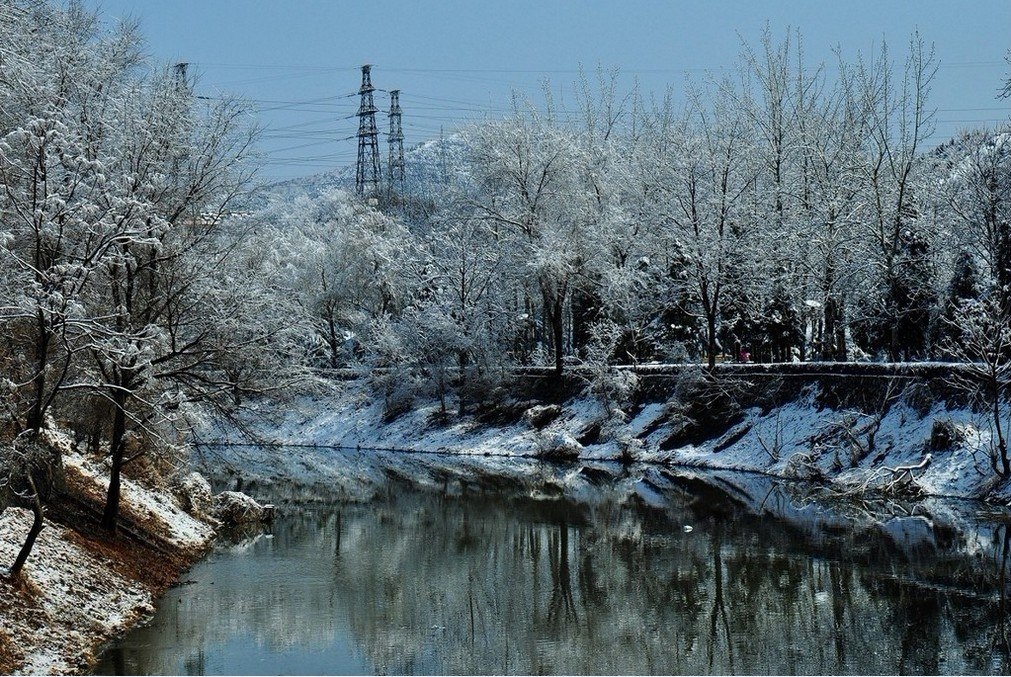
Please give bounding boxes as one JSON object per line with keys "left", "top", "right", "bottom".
{"left": 96, "top": 461, "right": 1011, "bottom": 675}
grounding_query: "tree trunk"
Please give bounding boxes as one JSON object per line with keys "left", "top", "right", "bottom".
{"left": 993, "top": 387, "right": 1010, "bottom": 478}
{"left": 9, "top": 476, "right": 44, "bottom": 578}
{"left": 326, "top": 312, "right": 340, "bottom": 369}
{"left": 552, "top": 302, "right": 564, "bottom": 376}
{"left": 26, "top": 313, "right": 51, "bottom": 433}
{"left": 706, "top": 311, "right": 718, "bottom": 370}
{"left": 542, "top": 285, "right": 566, "bottom": 376}
{"left": 457, "top": 350, "right": 469, "bottom": 415}
{"left": 102, "top": 389, "right": 128, "bottom": 532}
{"left": 834, "top": 298, "right": 848, "bottom": 361}
{"left": 890, "top": 321, "right": 900, "bottom": 363}
{"left": 823, "top": 296, "right": 836, "bottom": 361}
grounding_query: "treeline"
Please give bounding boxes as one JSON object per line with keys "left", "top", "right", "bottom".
{"left": 244, "top": 31, "right": 1011, "bottom": 406}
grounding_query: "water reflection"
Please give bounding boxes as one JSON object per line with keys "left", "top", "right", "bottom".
{"left": 97, "top": 472, "right": 1011, "bottom": 675}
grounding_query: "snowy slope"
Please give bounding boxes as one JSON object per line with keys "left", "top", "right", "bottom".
{"left": 199, "top": 378, "right": 1005, "bottom": 502}
{"left": 0, "top": 441, "right": 215, "bottom": 675}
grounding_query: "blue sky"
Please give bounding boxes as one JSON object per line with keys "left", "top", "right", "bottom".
{"left": 86, "top": 1, "right": 1011, "bottom": 181}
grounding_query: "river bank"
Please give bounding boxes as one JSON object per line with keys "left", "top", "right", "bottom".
{"left": 0, "top": 442, "right": 216, "bottom": 675}
{"left": 4, "top": 364, "right": 1001, "bottom": 674}
{"left": 199, "top": 366, "right": 1010, "bottom": 503}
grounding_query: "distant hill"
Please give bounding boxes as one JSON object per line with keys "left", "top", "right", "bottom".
{"left": 247, "top": 134, "right": 471, "bottom": 210}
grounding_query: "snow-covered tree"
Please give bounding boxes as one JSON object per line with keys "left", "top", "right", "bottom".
{"left": 936, "top": 128, "right": 1011, "bottom": 313}
{"left": 467, "top": 111, "right": 599, "bottom": 374}
{"left": 0, "top": 3, "right": 146, "bottom": 437}
{"left": 660, "top": 86, "right": 755, "bottom": 368}
{"left": 932, "top": 250, "right": 982, "bottom": 354}
{"left": 0, "top": 1, "right": 262, "bottom": 536}
{"left": 850, "top": 34, "right": 939, "bottom": 360}
{"left": 944, "top": 296, "right": 1011, "bottom": 478}
{"left": 259, "top": 189, "right": 415, "bottom": 370}
{"left": 794, "top": 62, "right": 866, "bottom": 360}
{"left": 419, "top": 214, "right": 510, "bottom": 411}
{"left": 83, "top": 75, "right": 258, "bottom": 530}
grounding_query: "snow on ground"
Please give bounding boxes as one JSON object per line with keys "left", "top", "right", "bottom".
{"left": 215, "top": 388, "right": 604, "bottom": 458}
{"left": 0, "top": 441, "right": 217, "bottom": 675}
{"left": 63, "top": 452, "right": 214, "bottom": 551}
{"left": 0, "top": 508, "right": 153, "bottom": 675}
{"left": 202, "top": 378, "right": 1006, "bottom": 502}
{"left": 628, "top": 387, "right": 996, "bottom": 499}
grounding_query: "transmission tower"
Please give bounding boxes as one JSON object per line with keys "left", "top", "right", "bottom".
{"left": 387, "top": 89, "right": 405, "bottom": 200}
{"left": 173, "top": 62, "right": 190, "bottom": 93}
{"left": 355, "top": 64, "right": 382, "bottom": 198}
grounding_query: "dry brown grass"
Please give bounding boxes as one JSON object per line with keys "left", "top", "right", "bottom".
{"left": 0, "top": 632, "right": 18, "bottom": 675}
{"left": 60, "top": 518, "right": 186, "bottom": 591}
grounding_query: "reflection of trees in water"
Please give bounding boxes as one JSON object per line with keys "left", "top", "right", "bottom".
{"left": 97, "top": 511, "right": 350, "bottom": 675}
{"left": 938, "top": 521, "right": 1011, "bottom": 669}
{"left": 182, "top": 649, "right": 205, "bottom": 676}
{"left": 998, "top": 524, "right": 1011, "bottom": 656}
{"left": 546, "top": 523, "right": 577, "bottom": 628}
{"left": 706, "top": 525, "right": 732, "bottom": 673}
{"left": 99, "top": 484, "right": 1011, "bottom": 675}
{"left": 328, "top": 491, "right": 1011, "bottom": 675}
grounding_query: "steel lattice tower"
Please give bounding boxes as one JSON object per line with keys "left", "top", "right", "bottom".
{"left": 387, "top": 89, "right": 405, "bottom": 199}
{"left": 173, "top": 62, "right": 190, "bottom": 93}
{"left": 355, "top": 65, "right": 382, "bottom": 198}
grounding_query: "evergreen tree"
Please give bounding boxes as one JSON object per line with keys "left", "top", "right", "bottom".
{"left": 888, "top": 228, "right": 938, "bottom": 360}
{"left": 853, "top": 228, "right": 937, "bottom": 360}
{"left": 932, "top": 251, "right": 982, "bottom": 356}
{"left": 760, "top": 283, "right": 804, "bottom": 362}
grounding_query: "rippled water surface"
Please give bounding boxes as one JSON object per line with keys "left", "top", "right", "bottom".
{"left": 96, "top": 468, "right": 1011, "bottom": 675}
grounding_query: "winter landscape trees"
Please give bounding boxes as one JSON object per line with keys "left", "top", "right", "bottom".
{"left": 1, "top": 0, "right": 260, "bottom": 570}
{"left": 247, "top": 30, "right": 1006, "bottom": 389}
{"left": 2, "top": 0, "right": 1011, "bottom": 576}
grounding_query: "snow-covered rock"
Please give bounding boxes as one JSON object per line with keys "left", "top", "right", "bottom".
{"left": 213, "top": 491, "right": 267, "bottom": 525}
{"left": 928, "top": 418, "right": 966, "bottom": 451}
{"left": 523, "top": 404, "right": 562, "bottom": 429}
{"left": 537, "top": 431, "right": 582, "bottom": 460}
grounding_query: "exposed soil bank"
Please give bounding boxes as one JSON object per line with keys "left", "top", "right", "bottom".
{"left": 0, "top": 447, "right": 215, "bottom": 675}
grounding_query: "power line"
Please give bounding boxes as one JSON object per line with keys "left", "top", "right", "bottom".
{"left": 189, "top": 60, "right": 1008, "bottom": 73}
{"left": 181, "top": 58, "right": 1011, "bottom": 180}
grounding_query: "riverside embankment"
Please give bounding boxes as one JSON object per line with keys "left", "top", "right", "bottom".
{"left": 0, "top": 439, "right": 216, "bottom": 675}
{"left": 199, "top": 362, "right": 1008, "bottom": 503}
